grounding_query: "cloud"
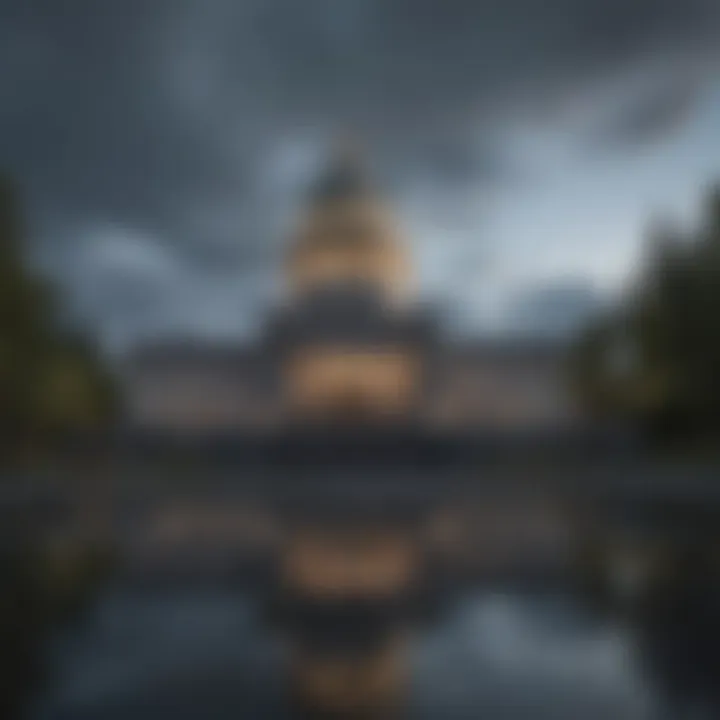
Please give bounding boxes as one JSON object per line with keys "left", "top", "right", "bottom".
{"left": 55, "top": 223, "right": 271, "bottom": 351}
{"left": 503, "top": 279, "right": 605, "bottom": 339}
{"left": 591, "top": 62, "right": 710, "bottom": 147}
{"left": 1, "top": 0, "right": 719, "bottom": 345}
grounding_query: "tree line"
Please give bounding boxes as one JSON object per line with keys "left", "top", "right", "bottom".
{"left": 571, "top": 185, "right": 720, "bottom": 452}
{"left": 0, "top": 174, "right": 116, "bottom": 465}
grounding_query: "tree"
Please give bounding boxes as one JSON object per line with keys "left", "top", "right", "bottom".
{"left": 571, "top": 184, "right": 720, "bottom": 449}
{"left": 0, "top": 174, "right": 116, "bottom": 464}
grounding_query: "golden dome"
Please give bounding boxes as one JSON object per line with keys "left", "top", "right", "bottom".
{"left": 285, "top": 143, "right": 412, "bottom": 303}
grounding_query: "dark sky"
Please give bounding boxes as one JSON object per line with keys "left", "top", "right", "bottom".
{"left": 1, "top": 0, "right": 719, "bottom": 349}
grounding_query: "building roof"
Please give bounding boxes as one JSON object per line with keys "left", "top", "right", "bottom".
{"left": 123, "top": 339, "right": 260, "bottom": 376}
{"left": 449, "top": 336, "right": 570, "bottom": 364}
{"left": 266, "top": 287, "right": 438, "bottom": 348}
{"left": 307, "top": 140, "right": 376, "bottom": 204}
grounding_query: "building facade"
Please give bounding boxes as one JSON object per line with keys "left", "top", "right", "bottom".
{"left": 121, "top": 145, "right": 578, "bottom": 432}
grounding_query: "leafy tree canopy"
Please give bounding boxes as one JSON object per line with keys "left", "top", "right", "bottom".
{"left": 571, "top": 183, "right": 720, "bottom": 449}
{"left": 0, "top": 174, "right": 116, "bottom": 464}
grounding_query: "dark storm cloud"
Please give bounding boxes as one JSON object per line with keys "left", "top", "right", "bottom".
{"left": 1, "top": 0, "right": 719, "bottom": 344}
{"left": 594, "top": 71, "right": 705, "bottom": 147}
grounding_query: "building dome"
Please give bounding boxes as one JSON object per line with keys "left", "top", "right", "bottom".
{"left": 306, "top": 139, "right": 374, "bottom": 205}
{"left": 286, "top": 141, "right": 412, "bottom": 304}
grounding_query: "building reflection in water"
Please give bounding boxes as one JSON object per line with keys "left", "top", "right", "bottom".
{"left": 258, "top": 142, "right": 469, "bottom": 717}
{"left": 273, "top": 522, "right": 424, "bottom": 717}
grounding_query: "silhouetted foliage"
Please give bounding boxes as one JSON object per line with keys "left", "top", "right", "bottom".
{"left": 571, "top": 184, "right": 720, "bottom": 450}
{"left": 0, "top": 173, "right": 116, "bottom": 464}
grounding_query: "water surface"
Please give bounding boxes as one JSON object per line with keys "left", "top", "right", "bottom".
{"left": 33, "top": 586, "right": 652, "bottom": 719}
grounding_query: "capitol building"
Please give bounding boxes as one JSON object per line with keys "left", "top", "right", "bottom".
{"left": 121, "top": 144, "right": 578, "bottom": 433}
